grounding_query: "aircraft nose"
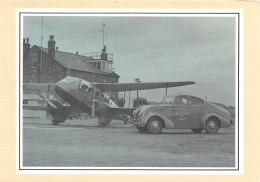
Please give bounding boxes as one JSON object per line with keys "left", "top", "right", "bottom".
{"left": 54, "top": 84, "right": 63, "bottom": 97}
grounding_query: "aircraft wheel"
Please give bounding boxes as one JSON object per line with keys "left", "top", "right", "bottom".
{"left": 52, "top": 120, "right": 60, "bottom": 125}
{"left": 98, "top": 122, "right": 107, "bottom": 127}
{"left": 136, "top": 126, "right": 147, "bottom": 133}
{"left": 146, "top": 117, "right": 164, "bottom": 134}
{"left": 191, "top": 128, "right": 203, "bottom": 133}
{"left": 205, "top": 118, "right": 220, "bottom": 134}
{"left": 98, "top": 115, "right": 112, "bottom": 126}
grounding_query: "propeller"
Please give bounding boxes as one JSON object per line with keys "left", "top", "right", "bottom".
{"left": 37, "top": 92, "right": 57, "bottom": 109}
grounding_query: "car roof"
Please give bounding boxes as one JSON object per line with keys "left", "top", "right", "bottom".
{"left": 164, "top": 94, "right": 199, "bottom": 98}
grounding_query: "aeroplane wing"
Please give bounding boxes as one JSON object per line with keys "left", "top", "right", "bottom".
{"left": 109, "top": 107, "right": 136, "bottom": 116}
{"left": 95, "top": 81, "right": 195, "bottom": 92}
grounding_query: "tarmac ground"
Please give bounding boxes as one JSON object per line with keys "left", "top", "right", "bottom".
{"left": 22, "top": 117, "right": 236, "bottom": 168}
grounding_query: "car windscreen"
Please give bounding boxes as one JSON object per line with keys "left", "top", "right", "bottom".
{"left": 190, "top": 96, "right": 204, "bottom": 105}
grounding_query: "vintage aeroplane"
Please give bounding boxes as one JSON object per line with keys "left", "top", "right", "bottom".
{"left": 23, "top": 76, "right": 195, "bottom": 126}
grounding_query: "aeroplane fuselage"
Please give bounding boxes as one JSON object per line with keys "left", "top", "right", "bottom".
{"left": 54, "top": 76, "right": 119, "bottom": 124}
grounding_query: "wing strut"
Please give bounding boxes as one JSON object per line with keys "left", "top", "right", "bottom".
{"left": 91, "top": 100, "right": 96, "bottom": 118}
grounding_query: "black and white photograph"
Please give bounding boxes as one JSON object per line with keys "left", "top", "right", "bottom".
{"left": 19, "top": 10, "right": 241, "bottom": 172}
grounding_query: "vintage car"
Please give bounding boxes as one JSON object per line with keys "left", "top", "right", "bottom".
{"left": 133, "top": 94, "right": 232, "bottom": 134}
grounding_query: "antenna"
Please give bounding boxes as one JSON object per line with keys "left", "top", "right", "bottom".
{"left": 101, "top": 23, "right": 105, "bottom": 47}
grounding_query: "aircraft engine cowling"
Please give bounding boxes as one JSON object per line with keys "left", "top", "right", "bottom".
{"left": 46, "top": 99, "right": 72, "bottom": 125}
{"left": 93, "top": 99, "right": 110, "bottom": 116}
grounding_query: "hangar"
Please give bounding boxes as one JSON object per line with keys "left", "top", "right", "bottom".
{"left": 23, "top": 35, "right": 119, "bottom": 85}
{"left": 23, "top": 35, "right": 120, "bottom": 103}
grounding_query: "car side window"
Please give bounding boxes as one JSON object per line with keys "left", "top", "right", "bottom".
{"left": 190, "top": 96, "right": 204, "bottom": 105}
{"left": 175, "top": 96, "right": 189, "bottom": 105}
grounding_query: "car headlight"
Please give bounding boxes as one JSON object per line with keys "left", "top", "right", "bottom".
{"left": 133, "top": 109, "right": 138, "bottom": 116}
{"left": 133, "top": 109, "right": 143, "bottom": 119}
{"left": 133, "top": 109, "right": 140, "bottom": 119}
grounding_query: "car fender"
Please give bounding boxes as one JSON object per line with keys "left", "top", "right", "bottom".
{"left": 143, "top": 112, "right": 174, "bottom": 129}
{"left": 201, "top": 113, "right": 231, "bottom": 128}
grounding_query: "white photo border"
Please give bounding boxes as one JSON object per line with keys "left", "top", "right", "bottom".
{"left": 16, "top": 8, "right": 244, "bottom": 174}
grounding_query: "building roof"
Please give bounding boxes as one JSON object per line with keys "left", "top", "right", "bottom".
{"left": 34, "top": 46, "right": 119, "bottom": 78}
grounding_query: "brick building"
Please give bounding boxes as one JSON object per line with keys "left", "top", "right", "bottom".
{"left": 23, "top": 35, "right": 119, "bottom": 84}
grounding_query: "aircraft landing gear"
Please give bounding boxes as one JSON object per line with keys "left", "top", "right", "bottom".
{"left": 52, "top": 120, "right": 60, "bottom": 125}
{"left": 97, "top": 115, "right": 112, "bottom": 126}
{"left": 50, "top": 113, "right": 68, "bottom": 126}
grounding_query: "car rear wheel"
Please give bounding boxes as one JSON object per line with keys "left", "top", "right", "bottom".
{"left": 147, "top": 117, "right": 164, "bottom": 134}
{"left": 191, "top": 128, "right": 203, "bottom": 133}
{"left": 136, "top": 126, "right": 147, "bottom": 133}
{"left": 205, "top": 118, "right": 220, "bottom": 134}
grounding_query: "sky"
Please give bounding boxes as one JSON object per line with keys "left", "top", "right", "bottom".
{"left": 23, "top": 15, "right": 237, "bottom": 106}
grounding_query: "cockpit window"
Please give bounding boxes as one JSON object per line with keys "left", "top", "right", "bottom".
{"left": 73, "top": 79, "right": 82, "bottom": 90}
{"left": 80, "top": 83, "right": 88, "bottom": 91}
{"left": 76, "top": 80, "right": 81, "bottom": 87}
{"left": 95, "top": 91, "right": 101, "bottom": 99}
{"left": 87, "top": 88, "right": 94, "bottom": 94}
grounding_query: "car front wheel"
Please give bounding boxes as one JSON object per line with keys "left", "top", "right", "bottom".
{"left": 205, "top": 118, "right": 220, "bottom": 134}
{"left": 147, "top": 117, "right": 164, "bottom": 134}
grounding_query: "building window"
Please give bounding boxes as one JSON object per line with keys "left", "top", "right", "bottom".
{"left": 90, "top": 62, "right": 96, "bottom": 67}
{"left": 89, "top": 61, "right": 102, "bottom": 71}
{"left": 32, "top": 62, "right": 37, "bottom": 68}
{"left": 97, "top": 62, "right": 101, "bottom": 70}
{"left": 23, "top": 100, "right": 28, "bottom": 105}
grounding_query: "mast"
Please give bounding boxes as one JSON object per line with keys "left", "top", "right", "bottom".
{"left": 40, "top": 17, "right": 43, "bottom": 73}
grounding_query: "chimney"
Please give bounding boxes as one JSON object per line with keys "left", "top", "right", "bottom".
{"left": 48, "top": 35, "right": 56, "bottom": 58}
{"left": 56, "top": 47, "right": 58, "bottom": 51}
{"left": 23, "top": 37, "right": 30, "bottom": 61}
{"left": 101, "top": 45, "right": 107, "bottom": 60}
{"left": 76, "top": 51, "right": 78, "bottom": 55}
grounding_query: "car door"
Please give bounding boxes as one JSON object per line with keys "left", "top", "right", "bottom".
{"left": 188, "top": 96, "right": 206, "bottom": 129}
{"left": 172, "top": 95, "right": 191, "bottom": 129}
